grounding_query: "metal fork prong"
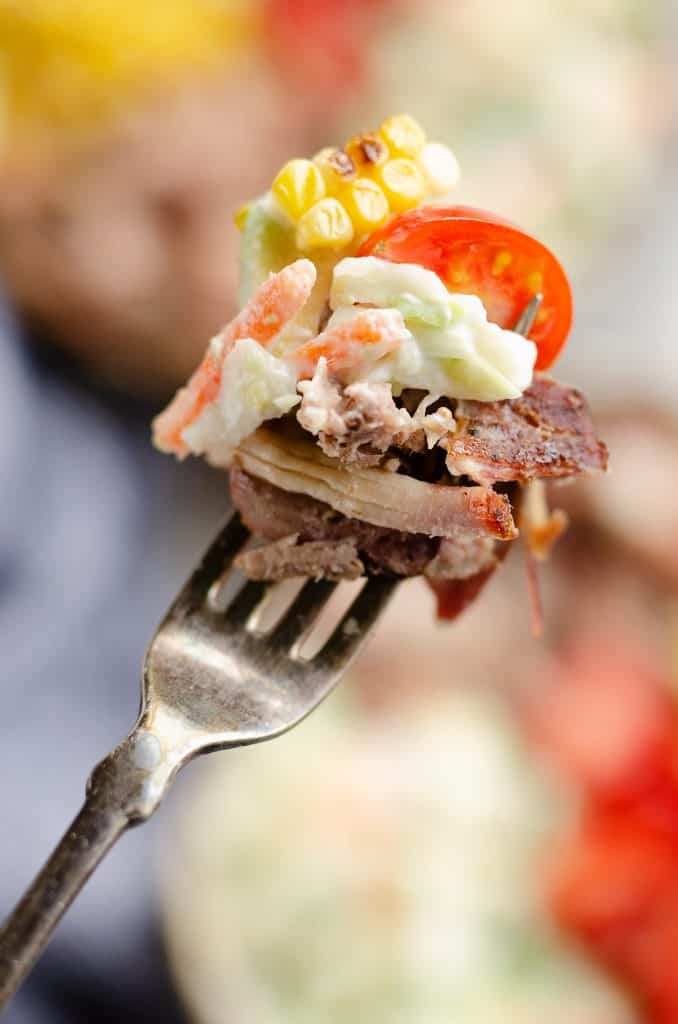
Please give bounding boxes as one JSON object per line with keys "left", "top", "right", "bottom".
{"left": 173, "top": 511, "right": 250, "bottom": 613}
{"left": 513, "top": 293, "right": 543, "bottom": 336}
{"left": 318, "top": 576, "right": 397, "bottom": 667}
{"left": 266, "top": 578, "right": 337, "bottom": 651}
{"left": 222, "top": 577, "right": 270, "bottom": 629}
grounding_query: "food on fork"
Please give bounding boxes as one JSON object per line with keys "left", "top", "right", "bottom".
{"left": 154, "top": 115, "right": 606, "bottom": 620}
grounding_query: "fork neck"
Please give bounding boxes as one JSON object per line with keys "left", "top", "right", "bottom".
{"left": 0, "top": 718, "right": 188, "bottom": 1006}
{"left": 90, "top": 721, "right": 187, "bottom": 825}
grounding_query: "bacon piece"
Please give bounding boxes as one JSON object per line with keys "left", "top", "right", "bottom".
{"left": 427, "top": 568, "right": 498, "bottom": 622}
{"left": 235, "top": 428, "right": 517, "bottom": 540}
{"left": 445, "top": 374, "right": 608, "bottom": 486}
{"left": 426, "top": 537, "right": 510, "bottom": 621}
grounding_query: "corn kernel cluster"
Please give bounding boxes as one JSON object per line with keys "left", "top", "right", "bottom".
{"left": 244, "top": 114, "right": 460, "bottom": 253}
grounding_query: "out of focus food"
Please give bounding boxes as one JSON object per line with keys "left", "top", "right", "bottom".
{"left": 347, "top": 0, "right": 673, "bottom": 270}
{"left": 529, "top": 646, "right": 678, "bottom": 1024}
{"left": 164, "top": 689, "right": 635, "bottom": 1024}
{"left": 0, "top": 0, "right": 671, "bottom": 394}
{"left": 0, "top": 0, "right": 386, "bottom": 392}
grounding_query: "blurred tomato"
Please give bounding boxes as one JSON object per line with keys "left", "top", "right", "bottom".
{"left": 534, "top": 643, "right": 678, "bottom": 1022}
{"left": 263, "top": 0, "right": 388, "bottom": 97}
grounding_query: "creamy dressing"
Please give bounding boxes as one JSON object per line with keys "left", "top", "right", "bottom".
{"left": 330, "top": 257, "right": 537, "bottom": 400}
{"left": 182, "top": 337, "right": 299, "bottom": 462}
{"left": 180, "top": 256, "right": 537, "bottom": 460}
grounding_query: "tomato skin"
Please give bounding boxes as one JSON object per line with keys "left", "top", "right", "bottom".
{"left": 359, "top": 206, "right": 573, "bottom": 371}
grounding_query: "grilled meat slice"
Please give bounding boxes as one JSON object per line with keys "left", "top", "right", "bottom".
{"left": 236, "top": 428, "right": 517, "bottom": 539}
{"left": 445, "top": 375, "right": 608, "bottom": 486}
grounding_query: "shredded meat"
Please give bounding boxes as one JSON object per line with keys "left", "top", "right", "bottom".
{"left": 228, "top": 370, "right": 606, "bottom": 595}
{"left": 235, "top": 535, "right": 364, "bottom": 581}
{"left": 230, "top": 466, "right": 439, "bottom": 577}
{"left": 296, "top": 364, "right": 455, "bottom": 467}
{"left": 445, "top": 374, "right": 608, "bottom": 486}
{"left": 296, "top": 361, "right": 412, "bottom": 467}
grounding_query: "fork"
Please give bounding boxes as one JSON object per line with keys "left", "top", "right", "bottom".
{"left": 0, "top": 512, "right": 397, "bottom": 1006}
{"left": 0, "top": 295, "right": 542, "bottom": 1006}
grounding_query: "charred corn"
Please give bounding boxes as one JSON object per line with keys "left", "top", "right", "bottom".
{"left": 313, "top": 147, "right": 357, "bottom": 192}
{"left": 245, "top": 114, "right": 460, "bottom": 252}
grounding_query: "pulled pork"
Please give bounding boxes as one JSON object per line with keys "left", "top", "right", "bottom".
{"left": 296, "top": 361, "right": 454, "bottom": 467}
{"left": 235, "top": 428, "right": 517, "bottom": 540}
{"left": 230, "top": 371, "right": 606, "bottom": 608}
{"left": 296, "top": 362, "right": 411, "bottom": 467}
{"left": 231, "top": 467, "right": 500, "bottom": 582}
{"left": 236, "top": 535, "right": 364, "bottom": 581}
{"left": 296, "top": 367, "right": 605, "bottom": 492}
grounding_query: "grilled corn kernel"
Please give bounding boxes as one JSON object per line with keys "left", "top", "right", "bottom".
{"left": 233, "top": 202, "right": 251, "bottom": 231}
{"left": 417, "top": 142, "right": 460, "bottom": 195}
{"left": 378, "top": 114, "right": 426, "bottom": 158}
{"left": 313, "top": 147, "right": 356, "bottom": 193}
{"left": 344, "top": 132, "right": 388, "bottom": 172}
{"left": 376, "top": 158, "right": 426, "bottom": 211}
{"left": 272, "top": 159, "right": 326, "bottom": 221}
{"left": 296, "top": 198, "right": 354, "bottom": 250}
{"left": 340, "top": 177, "right": 389, "bottom": 233}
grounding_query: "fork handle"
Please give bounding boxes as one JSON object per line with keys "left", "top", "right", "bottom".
{"left": 0, "top": 729, "right": 180, "bottom": 1007}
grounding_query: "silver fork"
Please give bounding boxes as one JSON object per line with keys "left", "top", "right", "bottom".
{"left": 0, "top": 512, "right": 397, "bottom": 1006}
{"left": 0, "top": 294, "right": 542, "bottom": 1006}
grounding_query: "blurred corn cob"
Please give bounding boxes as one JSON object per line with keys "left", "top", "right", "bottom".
{"left": 0, "top": 0, "right": 256, "bottom": 159}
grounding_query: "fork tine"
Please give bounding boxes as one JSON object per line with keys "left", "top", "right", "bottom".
{"left": 266, "top": 578, "right": 337, "bottom": 651}
{"left": 319, "top": 576, "right": 397, "bottom": 668}
{"left": 513, "top": 294, "right": 542, "bottom": 336}
{"left": 172, "top": 511, "right": 250, "bottom": 614}
{"left": 222, "top": 578, "right": 270, "bottom": 628}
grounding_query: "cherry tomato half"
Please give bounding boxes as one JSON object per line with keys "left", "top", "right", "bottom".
{"left": 359, "top": 206, "right": 573, "bottom": 370}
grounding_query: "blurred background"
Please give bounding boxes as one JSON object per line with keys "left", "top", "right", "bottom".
{"left": 1, "top": 1, "right": 677, "bottom": 1021}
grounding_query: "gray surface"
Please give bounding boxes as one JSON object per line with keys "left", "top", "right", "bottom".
{"left": 560, "top": 140, "right": 678, "bottom": 410}
{"left": 0, "top": 300, "right": 225, "bottom": 1020}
